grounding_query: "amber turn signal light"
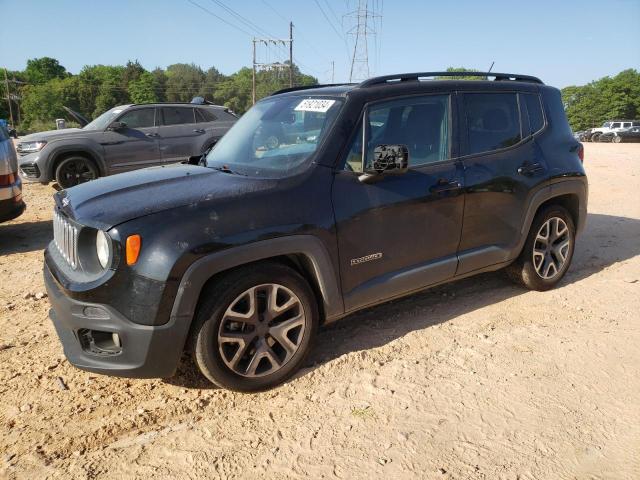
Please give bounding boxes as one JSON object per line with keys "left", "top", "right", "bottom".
{"left": 126, "top": 234, "right": 141, "bottom": 265}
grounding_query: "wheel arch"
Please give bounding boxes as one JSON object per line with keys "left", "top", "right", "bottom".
{"left": 170, "top": 236, "right": 344, "bottom": 350}
{"left": 49, "top": 147, "right": 106, "bottom": 179}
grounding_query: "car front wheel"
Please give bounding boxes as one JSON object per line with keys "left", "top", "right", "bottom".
{"left": 191, "top": 262, "right": 319, "bottom": 392}
{"left": 55, "top": 156, "right": 99, "bottom": 189}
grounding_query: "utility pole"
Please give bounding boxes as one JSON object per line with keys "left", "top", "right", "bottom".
{"left": 251, "top": 27, "right": 294, "bottom": 104}
{"left": 3, "top": 68, "right": 14, "bottom": 126}
{"left": 331, "top": 61, "right": 335, "bottom": 83}
{"left": 252, "top": 39, "right": 257, "bottom": 105}
{"left": 346, "top": 0, "right": 380, "bottom": 82}
{"left": 289, "top": 22, "right": 293, "bottom": 88}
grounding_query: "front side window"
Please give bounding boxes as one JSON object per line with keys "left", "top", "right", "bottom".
{"left": 162, "top": 107, "right": 195, "bottom": 126}
{"left": 118, "top": 108, "right": 155, "bottom": 129}
{"left": 465, "top": 93, "right": 521, "bottom": 155}
{"left": 206, "top": 96, "right": 343, "bottom": 178}
{"left": 344, "top": 95, "right": 450, "bottom": 172}
{"left": 611, "top": 122, "right": 621, "bottom": 128}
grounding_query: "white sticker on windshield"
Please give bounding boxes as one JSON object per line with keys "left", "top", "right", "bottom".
{"left": 294, "top": 99, "right": 336, "bottom": 113}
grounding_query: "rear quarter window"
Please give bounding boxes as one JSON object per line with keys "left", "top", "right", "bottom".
{"left": 196, "top": 108, "right": 217, "bottom": 123}
{"left": 464, "top": 93, "right": 521, "bottom": 155}
{"left": 523, "top": 93, "right": 545, "bottom": 134}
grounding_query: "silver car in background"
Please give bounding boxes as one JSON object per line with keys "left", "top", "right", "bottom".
{"left": 0, "top": 125, "right": 25, "bottom": 223}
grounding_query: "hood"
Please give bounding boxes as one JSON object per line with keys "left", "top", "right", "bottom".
{"left": 19, "top": 128, "right": 85, "bottom": 143}
{"left": 54, "top": 163, "right": 276, "bottom": 230}
{"left": 62, "top": 106, "right": 90, "bottom": 127}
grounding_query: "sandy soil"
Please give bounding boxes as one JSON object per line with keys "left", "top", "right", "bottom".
{"left": 1, "top": 143, "right": 639, "bottom": 479}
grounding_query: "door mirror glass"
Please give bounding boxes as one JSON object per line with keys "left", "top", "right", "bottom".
{"left": 365, "top": 144, "right": 409, "bottom": 175}
{"left": 108, "top": 121, "right": 127, "bottom": 131}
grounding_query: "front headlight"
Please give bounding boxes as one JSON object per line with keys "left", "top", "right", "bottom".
{"left": 96, "top": 230, "right": 111, "bottom": 269}
{"left": 18, "top": 140, "right": 47, "bottom": 153}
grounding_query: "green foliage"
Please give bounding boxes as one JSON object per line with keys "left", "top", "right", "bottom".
{"left": 438, "top": 66, "right": 485, "bottom": 80}
{"left": 562, "top": 69, "right": 640, "bottom": 131}
{"left": 129, "top": 72, "right": 158, "bottom": 104}
{"left": 24, "top": 57, "right": 67, "bottom": 84}
{"left": 8, "top": 56, "right": 320, "bottom": 132}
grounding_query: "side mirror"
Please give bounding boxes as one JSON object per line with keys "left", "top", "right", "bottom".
{"left": 360, "top": 144, "right": 409, "bottom": 182}
{"left": 108, "top": 121, "right": 127, "bottom": 131}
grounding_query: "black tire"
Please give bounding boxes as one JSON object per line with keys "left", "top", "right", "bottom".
{"left": 613, "top": 135, "right": 622, "bottom": 144}
{"left": 591, "top": 133, "right": 601, "bottom": 142}
{"left": 190, "top": 262, "right": 319, "bottom": 392}
{"left": 506, "top": 206, "right": 576, "bottom": 291}
{"left": 55, "top": 156, "right": 99, "bottom": 189}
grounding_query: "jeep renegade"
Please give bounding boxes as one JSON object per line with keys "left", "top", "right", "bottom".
{"left": 44, "top": 71, "right": 588, "bottom": 392}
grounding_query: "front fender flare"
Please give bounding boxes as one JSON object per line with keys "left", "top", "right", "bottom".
{"left": 170, "top": 235, "right": 344, "bottom": 329}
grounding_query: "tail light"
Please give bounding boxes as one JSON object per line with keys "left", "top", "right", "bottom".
{"left": 578, "top": 143, "right": 584, "bottom": 163}
{"left": 0, "top": 173, "right": 16, "bottom": 187}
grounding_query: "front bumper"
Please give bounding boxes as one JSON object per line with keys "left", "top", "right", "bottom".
{"left": 18, "top": 152, "right": 46, "bottom": 182}
{"left": 45, "top": 262, "right": 189, "bottom": 378}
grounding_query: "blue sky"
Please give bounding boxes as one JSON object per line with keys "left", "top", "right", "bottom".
{"left": 1, "top": 0, "right": 639, "bottom": 88}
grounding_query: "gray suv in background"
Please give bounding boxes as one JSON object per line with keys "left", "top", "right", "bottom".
{"left": 17, "top": 100, "right": 237, "bottom": 188}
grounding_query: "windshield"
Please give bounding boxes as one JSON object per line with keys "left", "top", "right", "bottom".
{"left": 205, "top": 96, "right": 344, "bottom": 177}
{"left": 602, "top": 122, "right": 611, "bottom": 128}
{"left": 83, "top": 106, "right": 128, "bottom": 131}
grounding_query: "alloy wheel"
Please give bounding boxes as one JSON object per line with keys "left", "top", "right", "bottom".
{"left": 59, "top": 159, "right": 97, "bottom": 187}
{"left": 217, "top": 283, "right": 306, "bottom": 377}
{"left": 532, "top": 217, "right": 571, "bottom": 279}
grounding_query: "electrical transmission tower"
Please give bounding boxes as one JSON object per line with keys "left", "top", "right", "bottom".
{"left": 252, "top": 22, "right": 293, "bottom": 104}
{"left": 346, "top": 0, "right": 381, "bottom": 82}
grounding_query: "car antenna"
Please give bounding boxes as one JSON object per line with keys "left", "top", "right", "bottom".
{"left": 485, "top": 61, "right": 495, "bottom": 80}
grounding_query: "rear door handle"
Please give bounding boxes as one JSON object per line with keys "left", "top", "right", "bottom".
{"left": 518, "top": 162, "right": 543, "bottom": 176}
{"left": 193, "top": 128, "right": 205, "bottom": 134}
{"left": 430, "top": 179, "right": 462, "bottom": 193}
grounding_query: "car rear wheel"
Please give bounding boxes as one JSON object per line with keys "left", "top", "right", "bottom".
{"left": 190, "top": 262, "right": 319, "bottom": 392}
{"left": 506, "top": 206, "right": 575, "bottom": 291}
{"left": 55, "top": 156, "right": 99, "bottom": 189}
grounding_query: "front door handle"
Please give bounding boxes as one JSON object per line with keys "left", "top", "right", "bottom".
{"left": 430, "top": 179, "right": 462, "bottom": 193}
{"left": 193, "top": 128, "right": 205, "bottom": 134}
{"left": 145, "top": 132, "right": 159, "bottom": 137}
{"left": 518, "top": 162, "right": 543, "bottom": 176}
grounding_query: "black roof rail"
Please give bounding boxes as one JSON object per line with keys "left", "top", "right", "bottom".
{"left": 359, "top": 71, "right": 544, "bottom": 87}
{"left": 271, "top": 83, "right": 357, "bottom": 96}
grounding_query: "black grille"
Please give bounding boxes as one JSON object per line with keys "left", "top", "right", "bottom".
{"left": 20, "top": 163, "right": 40, "bottom": 178}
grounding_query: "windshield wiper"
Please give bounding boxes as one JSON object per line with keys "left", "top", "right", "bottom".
{"left": 210, "top": 165, "right": 248, "bottom": 176}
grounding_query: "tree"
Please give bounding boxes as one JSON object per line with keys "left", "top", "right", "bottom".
{"left": 437, "top": 67, "right": 485, "bottom": 80}
{"left": 165, "top": 63, "right": 205, "bottom": 102}
{"left": 129, "top": 71, "right": 158, "bottom": 103}
{"left": 24, "top": 57, "right": 67, "bottom": 84}
{"left": 562, "top": 69, "right": 640, "bottom": 131}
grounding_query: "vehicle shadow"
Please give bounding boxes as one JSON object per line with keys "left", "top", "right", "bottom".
{"left": 169, "top": 212, "right": 640, "bottom": 389}
{"left": 0, "top": 220, "right": 52, "bottom": 255}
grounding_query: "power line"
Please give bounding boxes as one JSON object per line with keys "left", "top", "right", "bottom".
{"left": 186, "top": 0, "right": 253, "bottom": 37}
{"left": 312, "top": 0, "right": 346, "bottom": 42}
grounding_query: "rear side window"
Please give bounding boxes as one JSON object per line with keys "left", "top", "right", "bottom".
{"left": 162, "top": 107, "right": 195, "bottom": 126}
{"left": 465, "top": 93, "right": 521, "bottom": 155}
{"left": 523, "top": 93, "right": 545, "bottom": 134}
{"left": 196, "top": 108, "right": 217, "bottom": 123}
{"left": 118, "top": 108, "right": 155, "bottom": 129}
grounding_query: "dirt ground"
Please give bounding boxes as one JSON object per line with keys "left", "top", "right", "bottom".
{"left": 0, "top": 143, "right": 639, "bottom": 479}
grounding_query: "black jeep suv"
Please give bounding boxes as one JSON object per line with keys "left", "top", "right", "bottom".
{"left": 44, "top": 71, "right": 587, "bottom": 392}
